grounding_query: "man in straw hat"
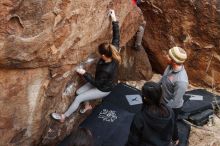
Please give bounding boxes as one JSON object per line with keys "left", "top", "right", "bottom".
{"left": 159, "top": 46, "right": 188, "bottom": 145}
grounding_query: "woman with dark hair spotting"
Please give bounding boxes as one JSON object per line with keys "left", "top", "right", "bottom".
{"left": 126, "top": 82, "right": 175, "bottom": 146}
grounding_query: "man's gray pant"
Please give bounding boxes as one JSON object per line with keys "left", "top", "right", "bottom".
{"left": 64, "top": 83, "right": 110, "bottom": 117}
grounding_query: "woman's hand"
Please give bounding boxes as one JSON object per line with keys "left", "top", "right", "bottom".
{"left": 76, "top": 68, "right": 86, "bottom": 75}
{"left": 109, "top": 9, "right": 117, "bottom": 22}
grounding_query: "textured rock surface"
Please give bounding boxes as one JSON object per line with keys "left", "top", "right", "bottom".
{"left": 0, "top": 0, "right": 147, "bottom": 145}
{"left": 118, "top": 37, "right": 152, "bottom": 80}
{"left": 0, "top": 68, "right": 49, "bottom": 145}
{"left": 140, "top": 0, "right": 220, "bottom": 90}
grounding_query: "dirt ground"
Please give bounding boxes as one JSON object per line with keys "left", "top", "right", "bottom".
{"left": 124, "top": 74, "right": 220, "bottom": 146}
{"left": 189, "top": 116, "right": 220, "bottom": 146}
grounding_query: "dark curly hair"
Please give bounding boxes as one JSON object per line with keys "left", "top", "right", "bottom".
{"left": 142, "top": 82, "right": 168, "bottom": 117}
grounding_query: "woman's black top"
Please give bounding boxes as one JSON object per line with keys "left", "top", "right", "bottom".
{"left": 126, "top": 104, "right": 175, "bottom": 146}
{"left": 83, "top": 21, "right": 120, "bottom": 92}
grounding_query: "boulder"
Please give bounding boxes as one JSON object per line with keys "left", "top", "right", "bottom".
{"left": 118, "top": 37, "right": 152, "bottom": 81}
{"left": 140, "top": 0, "right": 220, "bottom": 89}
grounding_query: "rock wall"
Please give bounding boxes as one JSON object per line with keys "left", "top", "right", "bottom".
{"left": 2, "top": 0, "right": 220, "bottom": 145}
{"left": 118, "top": 37, "right": 152, "bottom": 80}
{"left": 0, "top": 0, "right": 149, "bottom": 145}
{"left": 141, "top": 0, "right": 220, "bottom": 89}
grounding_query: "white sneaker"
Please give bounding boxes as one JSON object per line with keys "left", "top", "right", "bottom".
{"left": 79, "top": 108, "right": 86, "bottom": 114}
{"left": 51, "top": 113, "right": 65, "bottom": 123}
{"left": 51, "top": 113, "right": 62, "bottom": 120}
{"left": 79, "top": 106, "right": 93, "bottom": 114}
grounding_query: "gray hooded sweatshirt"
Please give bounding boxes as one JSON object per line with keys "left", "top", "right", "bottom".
{"left": 160, "top": 65, "right": 188, "bottom": 108}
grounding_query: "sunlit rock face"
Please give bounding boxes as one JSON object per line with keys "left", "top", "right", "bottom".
{"left": 0, "top": 0, "right": 146, "bottom": 145}
{"left": 141, "top": 0, "right": 220, "bottom": 89}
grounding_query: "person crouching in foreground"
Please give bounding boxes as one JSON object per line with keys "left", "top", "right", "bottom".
{"left": 51, "top": 9, "right": 121, "bottom": 123}
{"left": 126, "top": 82, "right": 175, "bottom": 146}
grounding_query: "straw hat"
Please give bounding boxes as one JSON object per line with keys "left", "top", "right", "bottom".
{"left": 168, "top": 47, "right": 187, "bottom": 64}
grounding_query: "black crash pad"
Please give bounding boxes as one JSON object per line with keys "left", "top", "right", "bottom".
{"left": 59, "top": 83, "right": 191, "bottom": 146}
{"left": 189, "top": 109, "right": 214, "bottom": 126}
{"left": 103, "top": 83, "right": 142, "bottom": 113}
{"left": 181, "top": 89, "right": 220, "bottom": 118}
{"left": 58, "top": 103, "right": 134, "bottom": 146}
{"left": 80, "top": 103, "right": 134, "bottom": 146}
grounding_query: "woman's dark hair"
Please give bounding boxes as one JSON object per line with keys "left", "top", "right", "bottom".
{"left": 142, "top": 82, "right": 162, "bottom": 106}
{"left": 142, "top": 82, "right": 168, "bottom": 117}
{"left": 98, "top": 43, "right": 121, "bottom": 64}
{"left": 69, "top": 128, "right": 93, "bottom": 146}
